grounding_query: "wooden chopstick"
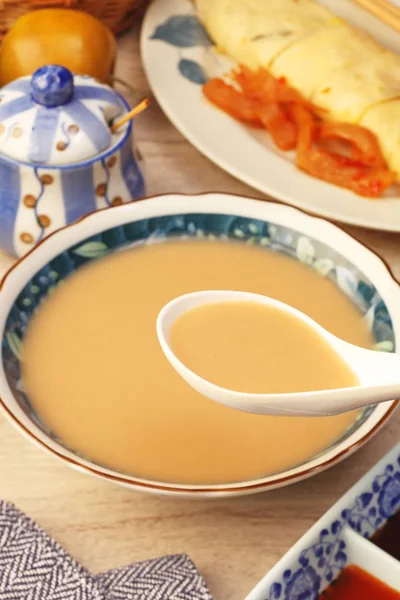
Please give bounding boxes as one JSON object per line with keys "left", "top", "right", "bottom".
{"left": 352, "top": 0, "right": 400, "bottom": 33}
{"left": 110, "top": 98, "right": 150, "bottom": 133}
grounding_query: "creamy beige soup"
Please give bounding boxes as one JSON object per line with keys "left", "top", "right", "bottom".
{"left": 22, "top": 240, "right": 372, "bottom": 485}
{"left": 170, "top": 301, "right": 359, "bottom": 394}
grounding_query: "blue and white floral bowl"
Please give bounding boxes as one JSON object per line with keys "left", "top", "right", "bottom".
{"left": 0, "top": 193, "right": 399, "bottom": 497}
{"left": 245, "top": 442, "right": 400, "bottom": 600}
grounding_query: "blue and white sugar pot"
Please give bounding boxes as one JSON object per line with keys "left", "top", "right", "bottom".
{"left": 0, "top": 64, "right": 145, "bottom": 257}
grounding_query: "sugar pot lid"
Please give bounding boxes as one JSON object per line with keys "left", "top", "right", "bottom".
{"left": 0, "top": 65, "right": 126, "bottom": 166}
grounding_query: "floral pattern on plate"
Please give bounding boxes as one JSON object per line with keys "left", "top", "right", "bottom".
{"left": 151, "top": 14, "right": 212, "bottom": 84}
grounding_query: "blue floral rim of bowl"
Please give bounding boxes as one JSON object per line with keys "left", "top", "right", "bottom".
{"left": 1, "top": 212, "right": 395, "bottom": 471}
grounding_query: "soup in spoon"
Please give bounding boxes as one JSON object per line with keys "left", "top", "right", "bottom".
{"left": 169, "top": 300, "right": 359, "bottom": 394}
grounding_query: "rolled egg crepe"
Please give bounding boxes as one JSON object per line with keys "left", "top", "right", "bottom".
{"left": 270, "top": 24, "right": 392, "bottom": 106}
{"left": 361, "top": 100, "right": 400, "bottom": 176}
{"left": 196, "top": 0, "right": 334, "bottom": 70}
{"left": 197, "top": 0, "right": 400, "bottom": 178}
{"left": 311, "top": 51, "right": 400, "bottom": 122}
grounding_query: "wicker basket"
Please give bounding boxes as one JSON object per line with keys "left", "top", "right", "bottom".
{"left": 0, "top": 0, "right": 150, "bottom": 40}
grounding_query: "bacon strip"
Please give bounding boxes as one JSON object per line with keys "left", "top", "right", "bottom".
{"left": 203, "top": 67, "right": 396, "bottom": 198}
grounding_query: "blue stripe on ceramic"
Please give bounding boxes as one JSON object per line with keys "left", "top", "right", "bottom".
{"left": 29, "top": 107, "right": 61, "bottom": 164}
{"left": 2, "top": 213, "right": 395, "bottom": 454}
{"left": 120, "top": 135, "right": 145, "bottom": 199}
{"left": 61, "top": 165, "right": 96, "bottom": 223}
{"left": 64, "top": 99, "right": 111, "bottom": 152}
{"left": 75, "top": 85, "right": 123, "bottom": 108}
{"left": 33, "top": 168, "right": 47, "bottom": 243}
{"left": 0, "top": 95, "right": 34, "bottom": 122}
{"left": 0, "top": 159, "right": 21, "bottom": 255}
{"left": 100, "top": 159, "right": 112, "bottom": 207}
{"left": 2, "top": 80, "right": 31, "bottom": 94}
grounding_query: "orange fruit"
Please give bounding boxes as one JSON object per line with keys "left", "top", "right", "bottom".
{"left": 0, "top": 9, "right": 117, "bottom": 86}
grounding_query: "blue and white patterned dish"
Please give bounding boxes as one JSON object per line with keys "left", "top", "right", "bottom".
{"left": 245, "top": 442, "right": 400, "bottom": 600}
{"left": 142, "top": 0, "right": 400, "bottom": 231}
{"left": 0, "top": 193, "right": 399, "bottom": 497}
{"left": 0, "top": 65, "right": 145, "bottom": 258}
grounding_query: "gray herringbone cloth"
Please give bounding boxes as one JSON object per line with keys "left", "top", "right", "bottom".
{"left": 0, "top": 501, "right": 213, "bottom": 600}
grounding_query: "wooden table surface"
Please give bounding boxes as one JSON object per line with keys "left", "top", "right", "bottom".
{"left": 1, "top": 25, "right": 400, "bottom": 600}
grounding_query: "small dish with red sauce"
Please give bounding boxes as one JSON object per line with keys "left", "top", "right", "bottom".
{"left": 320, "top": 565, "right": 400, "bottom": 600}
{"left": 372, "top": 506, "right": 400, "bottom": 562}
{"left": 245, "top": 442, "right": 400, "bottom": 600}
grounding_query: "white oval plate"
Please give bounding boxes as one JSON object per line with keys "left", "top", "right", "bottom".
{"left": 141, "top": 0, "right": 400, "bottom": 231}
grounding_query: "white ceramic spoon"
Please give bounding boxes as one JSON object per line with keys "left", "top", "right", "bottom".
{"left": 156, "top": 290, "right": 400, "bottom": 417}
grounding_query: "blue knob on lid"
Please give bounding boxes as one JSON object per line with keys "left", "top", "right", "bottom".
{"left": 31, "top": 65, "right": 74, "bottom": 108}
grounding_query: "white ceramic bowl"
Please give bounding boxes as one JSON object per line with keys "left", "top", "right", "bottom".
{"left": 0, "top": 193, "right": 399, "bottom": 497}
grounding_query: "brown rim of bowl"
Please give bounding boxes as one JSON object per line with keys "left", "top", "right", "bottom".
{"left": 0, "top": 191, "right": 398, "bottom": 494}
